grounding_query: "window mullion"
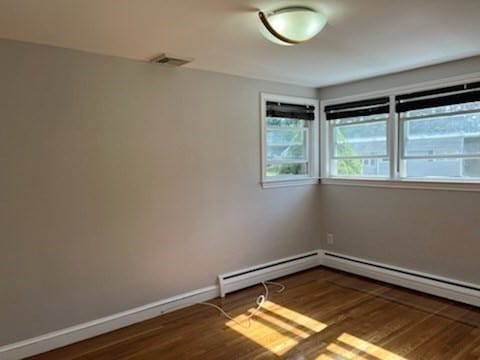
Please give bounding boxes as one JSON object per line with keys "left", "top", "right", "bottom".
{"left": 332, "top": 155, "right": 387, "bottom": 160}
{"left": 304, "top": 128, "right": 310, "bottom": 164}
{"left": 328, "top": 119, "right": 336, "bottom": 176}
{"left": 403, "top": 154, "right": 480, "bottom": 160}
{"left": 331, "top": 117, "right": 388, "bottom": 127}
{"left": 398, "top": 117, "right": 407, "bottom": 178}
{"left": 267, "top": 160, "right": 309, "bottom": 164}
{"left": 389, "top": 95, "right": 399, "bottom": 180}
{"left": 266, "top": 126, "right": 306, "bottom": 131}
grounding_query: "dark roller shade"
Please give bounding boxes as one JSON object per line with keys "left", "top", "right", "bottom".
{"left": 396, "top": 82, "right": 480, "bottom": 113}
{"left": 266, "top": 101, "right": 315, "bottom": 121}
{"left": 324, "top": 97, "right": 389, "bottom": 120}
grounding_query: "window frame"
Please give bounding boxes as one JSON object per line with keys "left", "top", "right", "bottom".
{"left": 321, "top": 74, "right": 480, "bottom": 192}
{"left": 261, "top": 93, "right": 319, "bottom": 188}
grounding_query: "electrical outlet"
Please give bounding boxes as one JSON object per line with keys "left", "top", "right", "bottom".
{"left": 327, "top": 233, "right": 334, "bottom": 245}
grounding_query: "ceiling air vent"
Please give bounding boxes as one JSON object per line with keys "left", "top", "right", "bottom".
{"left": 150, "top": 53, "right": 193, "bottom": 67}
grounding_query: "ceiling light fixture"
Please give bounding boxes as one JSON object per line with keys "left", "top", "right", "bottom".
{"left": 258, "top": 6, "right": 327, "bottom": 46}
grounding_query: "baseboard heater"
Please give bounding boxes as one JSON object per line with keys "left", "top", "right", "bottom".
{"left": 323, "top": 251, "right": 480, "bottom": 307}
{"left": 218, "top": 251, "right": 321, "bottom": 297}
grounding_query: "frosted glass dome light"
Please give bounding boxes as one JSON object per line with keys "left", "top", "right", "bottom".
{"left": 258, "top": 7, "right": 327, "bottom": 46}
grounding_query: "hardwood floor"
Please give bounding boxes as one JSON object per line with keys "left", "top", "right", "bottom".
{"left": 28, "top": 267, "right": 480, "bottom": 359}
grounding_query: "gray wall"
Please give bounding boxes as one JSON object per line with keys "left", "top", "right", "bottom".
{"left": 2, "top": 38, "right": 478, "bottom": 348}
{"left": 319, "top": 57, "right": 480, "bottom": 285}
{"left": 0, "top": 39, "right": 321, "bottom": 346}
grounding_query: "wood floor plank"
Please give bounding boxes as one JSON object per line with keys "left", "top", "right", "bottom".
{"left": 376, "top": 310, "right": 453, "bottom": 356}
{"left": 27, "top": 267, "right": 480, "bottom": 360}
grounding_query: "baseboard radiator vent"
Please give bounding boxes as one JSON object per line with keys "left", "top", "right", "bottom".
{"left": 218, "top": 250, "right": 321, "bottom": 297}
{"left": 322, "top": 251, "right": 480, "bottom": 307}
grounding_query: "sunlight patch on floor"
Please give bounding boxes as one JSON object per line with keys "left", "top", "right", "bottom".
{"left": 316, "top": 332, "right": 407, "bottom": 360}
{"left": 337, "top": 333, "right": 407, "bottom": 360}
{"left": 226, "top": 301, "right": 406, "bottom": 359}
{"left": 226, "top": 300, "right": 327, "bottom": 356}
{"left": 326, "top": 342, "right": 369, "bottom": 359}
{"left": 315, "top": 355, "right": 335, "bottom": 360}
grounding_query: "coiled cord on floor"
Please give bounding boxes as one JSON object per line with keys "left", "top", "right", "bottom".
{"left": 199, "top": 281, "right": 285, "bottom": 328}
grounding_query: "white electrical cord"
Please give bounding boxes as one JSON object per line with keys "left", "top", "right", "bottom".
{"left": 199, "top": 281, "right": 285, "bottom": 328}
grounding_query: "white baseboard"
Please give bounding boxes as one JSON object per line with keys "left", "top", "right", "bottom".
{"left": 320, "top": 251, "right": 480, "bottom": 307}
{"left": 0, "top": 285, "right": 218, "bottom": 360}
{"left": 4, "top": 250, "right": 477, "bottom": 359}
{"left": 0, "top": 250, "right": 322, "bottom": 360}
{"left": 218, "top": 250, "right": 322, "bottom": 297}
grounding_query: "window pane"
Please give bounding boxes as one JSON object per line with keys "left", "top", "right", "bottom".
{"left": 335, "top": 113, "right": 388, "bottom": 125}
{"left": 404, "top": 158, "right": 480, "bottom": 179}
{"left": 331, "top": 158, "right": 389, "bottom": 177}
{"left": 266, "top": 117, "right": 306, "bottom": 128}
{"left": 464, "top": 159, "right": 480, "bottom": 177}
{"left": 266, "top": 163, "right": 308, "bottom": 177}
{"left": 403, "top": 112, "right": 480, "bottom": 157}
{"left": 334, "top": 121, "right": 387, "bottom": 157}
{"left": 403, "top": 101, "right": 480, "bottom": 118}
{"left": 266, "top": 128, "right": 307, "bottom": 162}
{"left": 267, "top": 129, "right": 304, "bottom": 146}
{"left": 267, "top": 144, "right": 306, "bottom": 161}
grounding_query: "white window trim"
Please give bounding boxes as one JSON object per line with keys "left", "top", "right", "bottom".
{"left": 320, "top": 72, "right": 480, "bottom": 192}
{"left": 261, "top": 93, "right": 319, "bottom": 188}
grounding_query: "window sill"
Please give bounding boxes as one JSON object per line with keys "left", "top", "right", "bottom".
{"left": 321, "top": 177, "right": 480, "bottom": 192}
{"left": 262, "top": 177, "right": 319, "bottom": 189}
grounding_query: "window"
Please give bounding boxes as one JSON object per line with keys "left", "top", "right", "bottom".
{"left": 397, "top": 84, "right": 480, "bottom": 180}
{"left": 323, "top": 79, "right": 480, "bottom": 187}
{"left": 261, "top": 94, "right": 319, "bottom": 187}
{"left": 324, "top": 97, "right": 390, "bottom": 178}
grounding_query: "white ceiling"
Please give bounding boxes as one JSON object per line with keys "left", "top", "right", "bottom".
{"left": 0, "top": 0, "right": 479, "bottom": 87}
